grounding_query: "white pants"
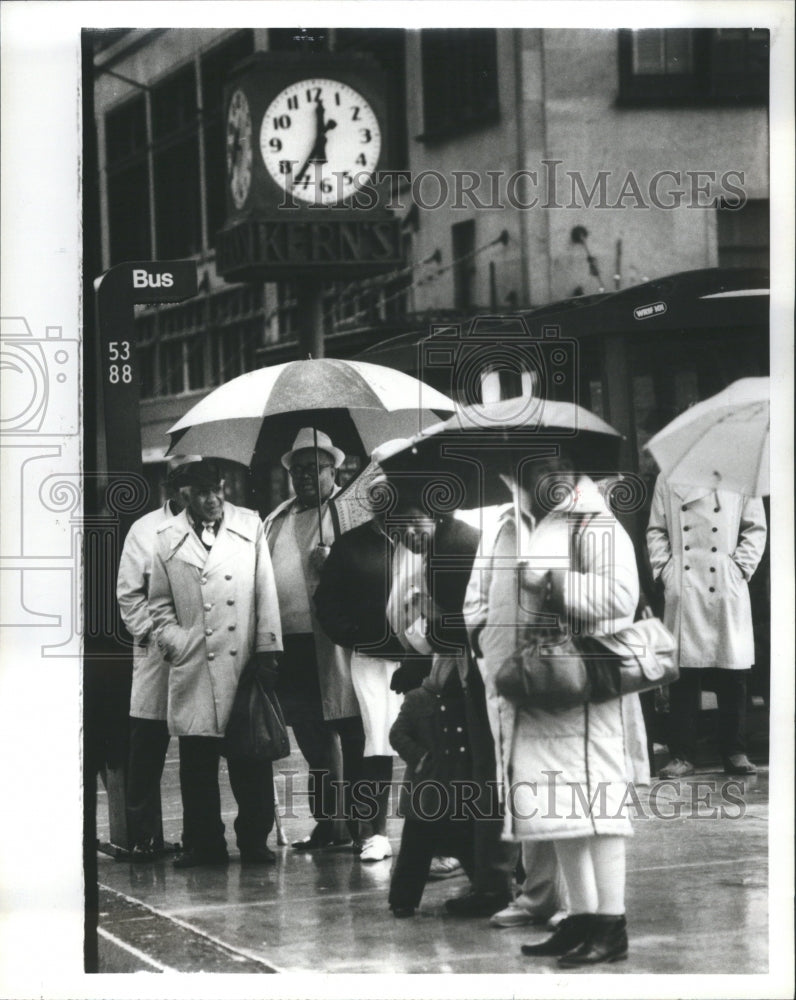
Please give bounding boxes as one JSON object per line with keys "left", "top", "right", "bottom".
{"left": 350, "top": 652, "right": 402, "bottom": 757}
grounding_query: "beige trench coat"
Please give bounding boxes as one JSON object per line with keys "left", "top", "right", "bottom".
{"left": 646, "top": 476, "right": 767, "bottom": 670}
{"left": 149, "top": 503, "right": 282, "bottom": 738}
{"left": 264, "top": 495, "right": 358, "bottom": 721}
{"left": 116, "top": 502, "right": 176, "bottom": 720}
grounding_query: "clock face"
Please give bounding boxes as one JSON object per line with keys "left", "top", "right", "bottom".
{"left": 260, "top": 78, "right": 382, "bottom": 205}
{"left": 226, "top": 89, "right": 253, "bottom": 210}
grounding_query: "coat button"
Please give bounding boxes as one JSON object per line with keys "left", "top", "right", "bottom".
{"left": 442, "top": 726, "right": 448, "bottom": 732}
{"left": 205, "top": 628, "right": 213, "bottom": 636}
{"left": 444, "top": 749, "right": 450, "bottom": 755}
{"left": 456, "top": 726, "right": 463, "bottom": 732}
{"left": 459, "top": 746, "right": 466, "bottom": 752}
{"left": 681, "top": 505, "right": 688, "bottom": 511}
{"left": 710, "top": 567, "right": 716, "bottom": 573}
{"left": 201, "top": 577, "right": 208, "bottom": 585}
{"left": 711, "top": 546, "right": 717, "bottom": 552}
{"left": 227, "top": 599, "right": 235, "bottom": 605}
{"left": 683, "top": 526, "right": 690, "bottom": 531}
{"left": 228, "top": 624, "right": 236, "bottom": 631}
{"left": 684, "top": 545, "right": 690, "bottom": 551}
{"left": 203, "top": 603, "right": 212, "bottom": 611}
{"left": 225, "top": 574, "right": 232, "bottom": 580}
{"left": 440, "top": 705, "right": 446, "bottom": 711}
{"left": 712, "top": 527, "right": 718, "bottom": 533}
{"left": 709, "top": 587, "right": 716, "bottom": 593}
{"left": 685, "top": 566, "right": 690, "bottom": 571}
{"left": 714, "top": 507, "right": 720, "bottom": 513}
{"left": 230, "top": 649, "right": 237, "bottom": 656}
{"left": 208, "top": 653, "right": 215, "bottom": 660}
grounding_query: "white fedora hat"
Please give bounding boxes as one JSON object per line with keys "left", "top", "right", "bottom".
{"left": 281, "top": 427, "right": 345, "bottom": 470}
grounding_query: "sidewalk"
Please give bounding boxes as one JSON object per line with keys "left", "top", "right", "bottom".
{"left": 95, "top": 722, "right": 769, "bottom": 975}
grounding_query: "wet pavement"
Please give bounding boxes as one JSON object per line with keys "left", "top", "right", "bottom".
{"left": 95, "top": 717, "right": 771, "bottom": 976}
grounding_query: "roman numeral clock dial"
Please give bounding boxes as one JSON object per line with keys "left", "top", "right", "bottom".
{"left": 260, "top": 79, "right": 382, "bottom": 205}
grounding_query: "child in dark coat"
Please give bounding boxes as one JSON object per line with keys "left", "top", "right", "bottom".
{"left": 388, "top": 655, "right": 476, "bottom": 917}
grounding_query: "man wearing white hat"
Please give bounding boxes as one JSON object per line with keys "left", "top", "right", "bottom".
{"left": 264, "top": 429, "right": 363, "bottom": 850}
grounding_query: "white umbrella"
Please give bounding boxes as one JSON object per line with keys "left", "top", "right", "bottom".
{"left": 167, "top": 358, "right": 454, "bottom": 467}
{"left": 644, "top": 377, "right": 769, "bottom": 496}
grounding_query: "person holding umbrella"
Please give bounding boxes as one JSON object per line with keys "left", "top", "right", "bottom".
{"left": 264, "top": 428, "right": 363, "bottom": 850}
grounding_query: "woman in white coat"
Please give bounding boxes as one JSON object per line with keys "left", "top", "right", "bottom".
{"left": 469, "top": 454, "right": 648, "bottom": 966}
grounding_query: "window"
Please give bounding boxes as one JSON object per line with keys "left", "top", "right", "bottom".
{"left": 420, "top": 29, "right": 499, "bottom": 140}
{"left": 105, "top": 95, "right": 151, "bottom": 263}
{"left": 717, "top": 199, "right": 769, "bottom": 269}
{"left": 151, "top": 64, "right": 202, "bottom": 258}
{"left": 618, "top": 28, "right": 768, "bottom": 105}
{"left": 452, "top": 219, "right": 475, "bottom": 311}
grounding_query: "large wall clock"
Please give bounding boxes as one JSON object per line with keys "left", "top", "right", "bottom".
{"left": 259, "top": 78, "right": 382, "bottom": 205}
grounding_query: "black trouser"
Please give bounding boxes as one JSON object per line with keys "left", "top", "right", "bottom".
{"left": 278, "top": 634, "right": 366, "bottom": 829}
{"left": 389, "top": 816, "right": 475, "bottom": 910}
{"left": 126, "top": 717, "right": 170, "bottom": 848}
{"left": 667, "top": 667, "right": 750, "bottom": 762}
{"left": 350, "top": 754, "right": 393, "bottom": 839}
{"left": 178, "top": 735, "right": 274, "bottom": 856}
{"left": 463, "top": 661, "right": 516, "bottom": 901}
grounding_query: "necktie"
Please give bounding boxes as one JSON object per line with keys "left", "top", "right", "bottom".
{"left": 201, "top": 522, "right": 216, "bottom": 548}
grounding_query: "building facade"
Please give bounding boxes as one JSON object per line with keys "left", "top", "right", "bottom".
{"left": 90, "top": 26, "right": 769, "bottom": 504}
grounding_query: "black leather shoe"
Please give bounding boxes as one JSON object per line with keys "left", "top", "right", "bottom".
{"left": 724, "top": 754, "right": 757, "bottom": 775}
{"left": 558, "top": 914, "right": 628, "bottom": 966}
{"left": 292, "top": 823, "right": 351, "bottom": 851}
{"left": 521, "top": 914, "right": 592, "bottom": 956}
{"left": 240, "top": 846, "right": 277, "bottom": 864}
{"left": 444, "top": 892, "right": 510, "bottom": 918}
{"left": 173, "top": 848, "right": 229, "bottom": 869}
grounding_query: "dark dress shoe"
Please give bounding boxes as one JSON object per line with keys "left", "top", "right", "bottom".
{"left": 173, "top": 848, "right": 229, "bottom": 869}
{"left": 521, "top": 914, "right": 592, "bottom": 956}
{"left": 390, "top": 906, "right": 415, "bottom": 919}
{"left": 240, "top": 846, "right": 276, "bottom": 864}
{"left": 292, "top": 822, "right": 351, "bottom": 851}
{"left": 724, "top": 754, "right": 757, "bottom": 775}
{"left": 444, "top": 891, "right": 510, "bottom": 918}
{"left": 558, "top": 914, "right": 628, "bottom": 966}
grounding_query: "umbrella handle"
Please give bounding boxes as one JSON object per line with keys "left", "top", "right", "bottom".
{"left": 312, "top": 427, "right": 325, "bottom": 546}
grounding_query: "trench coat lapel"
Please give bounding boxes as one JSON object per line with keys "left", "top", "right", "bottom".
{"left": 203, "top": 502, "right": 258, "bottom": 574}
{"left": 164, "top": 510, "right": 208, "bottom": 570}
{"left": 670, "top": 482, "right": 713, "bottom": 505}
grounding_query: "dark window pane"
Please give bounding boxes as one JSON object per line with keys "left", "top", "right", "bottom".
{"left": 153, "top": 136, "right": 202, "bottom": 258}
{"left": 452, "top": 219, "right": 475, "bottom": 311}
{"left": 107, "top": 162, "right": 151, "bottom": 263}
{"left": 717, "top": 199, "right": 769, "bottom": 269}
{"left": 105, "top": 94, "right": 147, "bottom": 165}
{"left": 151, "top": 64, "right": 197, "bottom": 140}
{"left": 421, "top": 29, "right": 499, "bottom": 138}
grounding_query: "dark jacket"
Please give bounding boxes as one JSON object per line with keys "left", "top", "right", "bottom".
{"left": 314, "top": 520, "right": 413, "bottom": 659}
{"left": 390, "top": 670, "right": 472, "bottom": 821}
{"left": 424, "top": 516, "right": 480, "bottom": 653}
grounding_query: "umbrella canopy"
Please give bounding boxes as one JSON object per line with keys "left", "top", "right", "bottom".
{"left": 644, "top": 377, "right": 770, "bottom": 496}
{"left": 166, "top": 359, "right": 454, "bottom": 466}
{"left": 374, "top": 396, "right": 624, "bottom": 510}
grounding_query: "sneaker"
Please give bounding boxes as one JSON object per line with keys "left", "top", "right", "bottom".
{"left": 658, "top": 757, "right": 695, "bottom": 779}
{"left": 489, "top": 899, "right": 539, "bottom": 928}
{"left": 428, "top": 856, "right": 464, "bottom": 880}
{"left": 359, "top": 834, "right": 392, "bottom": 862}
{"left": 724, "top": 754, "right": 757, "bottom": 775}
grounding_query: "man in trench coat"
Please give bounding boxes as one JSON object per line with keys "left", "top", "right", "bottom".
{"left": 149, "top": 460, "right": 282, "bottom": 867}
{"left": 646, "top": 476, "right": 767, "bottom": 777}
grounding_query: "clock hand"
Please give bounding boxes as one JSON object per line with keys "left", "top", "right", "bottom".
{"left": 295, "top": 102, "right": 338, "bottom": 182}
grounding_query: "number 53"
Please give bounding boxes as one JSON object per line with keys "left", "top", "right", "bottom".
{"left": 108, "top": 341, "right": 130, "bottom": 361}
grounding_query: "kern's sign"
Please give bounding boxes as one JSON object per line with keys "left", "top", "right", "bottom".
{"left": 215, "top": 216, "right": 403, "bottom": 281}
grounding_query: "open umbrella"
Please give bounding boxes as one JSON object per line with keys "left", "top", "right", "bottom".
{"left": 374, "top": 396, "right": 624, "bottom": 510}
{"left": 644, "top": 377, "right": 770, "bottom": 496}
{"left": 167, "top": 359, "right": 453, "bottom": 466}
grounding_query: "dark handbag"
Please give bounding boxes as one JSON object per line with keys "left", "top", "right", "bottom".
{"left": 224, "top": 664, "right": 291, "bottom": 762}
{"left": 495, "top": 626, "right": 590, "bottom": 711}
{"left": 579, "top": 617, "right": 679, "bottom": 702}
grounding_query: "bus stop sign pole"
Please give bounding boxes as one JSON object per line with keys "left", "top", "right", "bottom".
{"left": 92, "top": 260, "right": 198, "bottom": 855}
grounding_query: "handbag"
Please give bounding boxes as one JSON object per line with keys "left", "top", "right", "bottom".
{"left": 495, "top": 572, "right": 590, "bottom": 711}
{"left": 224, "top": 663, "right": 291, "bottom": 762}
{"left": 579, "top": 616, "right": 678, "bottom": 702}
{"left": 494, "top": 516, "right": 678, "bottom": 711}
